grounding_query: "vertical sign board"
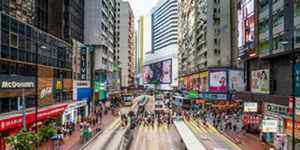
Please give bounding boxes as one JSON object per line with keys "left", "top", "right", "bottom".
{"left": 80, "top": 47, "right": 87, "bottom": 80}
{"left": 294, "top": 64, "right": 300, "bottom": 96}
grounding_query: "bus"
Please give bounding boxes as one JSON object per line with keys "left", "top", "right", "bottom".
{"left": 122, "top": 94, "right": 133, "bottom": 106}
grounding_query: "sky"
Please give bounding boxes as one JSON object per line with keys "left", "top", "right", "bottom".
{"left": 124, "top": 0, "right": 159, "bottom": 29}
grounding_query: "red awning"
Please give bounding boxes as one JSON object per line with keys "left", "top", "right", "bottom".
{"left": 0, "top": 103, "right": 68, "bottom": 132}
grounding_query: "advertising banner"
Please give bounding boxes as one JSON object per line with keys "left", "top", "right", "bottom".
{"left": 209, "top": 70, "right": 227, "bottom": 92}
{"left": 251, "top": 69, "right": 270, "bottom": 94}
{"left": 229, "top": 70, "right": 245, "bottom": 91}
{"left": 144, "top": 59, "right": 172, "bottom": 84}
{"left": 262, "top": 119, "right": 278, "bottom": 133}
{"left": 244, "top": 102, "right": 257, "bottom": 112}
{"left": 238, "top": 0, "right": 255, "bottom": 56}
{"left": 294, "top": 64, "right": 300, "bottom": 96}
{"left": 199, "top": 71, "right": 208, "bottom": 92}
{"left": 208, "top": 93, "right": 227, "bottom": 100}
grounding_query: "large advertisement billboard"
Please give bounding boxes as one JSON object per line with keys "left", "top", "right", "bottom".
{"left": 229, "top": 70, "right": 245, "bottom": 91}
{"left": 238, "top": 0, "right": 255, "bottom": 56}
{"left": 251, "top": 69, "right": 270, "bottom": 94}
{"left": 144, "top": 59, "right": 172, "bottom": 84}
{"left": 209, "top": 70, "right": 227, "bottom": 92}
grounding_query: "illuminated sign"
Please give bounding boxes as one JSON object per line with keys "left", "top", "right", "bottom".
{"left": 0, "top": 81, "right": 34, "bottom": 89}
{"left": 80, "top": 47, "right": 87, "bottom": 80}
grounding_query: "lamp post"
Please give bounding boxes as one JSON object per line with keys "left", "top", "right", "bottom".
{"left": 35, "top": 41, "right": 46, "bottom": 149}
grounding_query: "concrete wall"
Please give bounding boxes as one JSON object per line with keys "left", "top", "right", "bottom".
{"left": 84, "top": 0, "right": 102, "bottom": 45}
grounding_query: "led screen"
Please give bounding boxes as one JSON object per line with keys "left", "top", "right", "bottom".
{"left": 144, "top": 59, "right": 172, "bottom": 84}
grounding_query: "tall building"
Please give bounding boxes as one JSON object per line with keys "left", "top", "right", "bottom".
{"left": 84, "top": 0, "right": 117, "bottom": 100}
{"left": 48, "top": 0, "right": 85, "bottom": 43}
{"left": 116, "top": 0, "right": 135, "bottom": 88}
{"left": 234, "top": 0, "right": 300, "bottom": 148}
{"left": 178, "top": 0, "right": 238, "bottom": 90}
{"left": 0, "top": 1, "right": 74, "bottom": 148}
{"left": 136, "top": 16, "right": 145, "bottom": 86}
{"left": 143, "top": 0, "right": 179, "bottom": 90}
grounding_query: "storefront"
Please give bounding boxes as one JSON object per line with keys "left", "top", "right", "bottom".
{"left": 62, "top": 100, "right": 88, "bottom": 124}
{"left": 284, "top": 118, "right": 300, "bottom": 149}
{"left": 73, "top": 80, "right": 92, "bottom": 102}
{"left": 262, "top": 102, "right": 288, "bottom": 149}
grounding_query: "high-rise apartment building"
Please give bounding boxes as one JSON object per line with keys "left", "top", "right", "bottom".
{"left": 178, "top": 0, "right": 237, "bottom": 77}
{"left": 178, "top": 0, "right": 239, "bottom": 91}
{"left": 84, "top": 0, "right": 117, "bottom": 100}
{"left": 116, "top": 0, "right": 135, "bottom": 88}
{"left": 144, "top": 0, "right": 179, "bottom": 90}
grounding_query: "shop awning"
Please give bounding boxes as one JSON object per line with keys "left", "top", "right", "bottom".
{"left": 0, "top": 103, "right": 68, "bottom": 132}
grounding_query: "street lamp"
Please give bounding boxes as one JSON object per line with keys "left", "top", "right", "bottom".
{"left": 35, "top": 41, "right": 46, "bottom": 149}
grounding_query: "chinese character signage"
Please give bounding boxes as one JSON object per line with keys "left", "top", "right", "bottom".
{"left": 294, "top": 64, "right": 300, "bottom": 96}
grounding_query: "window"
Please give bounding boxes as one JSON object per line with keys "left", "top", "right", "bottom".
{"left": 10, "top": 33, "right": 18, "bottom": 48}
{"left": 0, "top": 61, "right": 9, "bottom": 74}
{"left": 1, "top": 45, "right": 10, "bottom": 58}
{"left": 1, "top": 30, "right": 9, "bottom": 46}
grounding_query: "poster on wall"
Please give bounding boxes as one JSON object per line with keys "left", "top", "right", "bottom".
{"left": 209, "top": 70, "right": 227, "bottom": 92}
{"left": 251, "top": 69, "right": 270, "bottom": 94}
{"left": 238, "top": 0, "right": 255, "bottom": 56}
{"left": 229, "top": 70, "right": 245, "bottom": 91}
{"left": 143, "top": 59, "right": 172, "bottom": 84}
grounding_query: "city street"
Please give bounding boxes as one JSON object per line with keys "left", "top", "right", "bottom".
{"left": 129, "top": 96, "right": 185, "bottom": 150}
{"left": 185, "top": 119, "right": 241, "bottom": 150}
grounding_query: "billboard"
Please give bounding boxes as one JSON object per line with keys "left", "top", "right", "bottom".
{"left": 199, "top": 71, "right": 208, "bottom": 92}
{"left": 144, "top": 59, "right": 172, "bottom": 84}
{"left": 238, "top": 0, "right": 255, "bottom": 56}
{"left": 209, "top": 70, "right": 227, "bottom": 92}
{"left": 229, "top": 70, "right": 245, "bottom": 91}
{"left": 251, "top": 69, "right": 270, "bottom": 94}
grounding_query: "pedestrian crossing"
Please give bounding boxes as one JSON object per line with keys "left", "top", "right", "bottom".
{"left": 184, "top": 119, "right": 242, "bottom": 150}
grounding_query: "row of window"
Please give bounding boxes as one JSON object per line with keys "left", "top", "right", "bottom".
{"left": 0, "top": 96, "right": 35, "bottom": 114}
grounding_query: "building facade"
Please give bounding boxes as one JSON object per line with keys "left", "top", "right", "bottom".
{"left": 235, "top": 0, "right": 300, "bottom": 148}
{"left": 84, "top": 0, "right": 118, "bottom": 100}
{"left": 48, "top": 0, "right": 85, "bottom": 43}
{"left": 116, "top": 0, "right": 135, "bottom": 88}
{"left": 144, "top": 0, "right": 179, "bottom": 90}
{"left": 0, "top": 0, "right": 73, "bottom": 148}
{"left": 178, "top": 0, "right": 239, "bottom": 91}
{"left": 136, "top": 16, "right": 145, "bottom": 86}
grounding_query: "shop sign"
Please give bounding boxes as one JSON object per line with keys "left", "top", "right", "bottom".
{"left": 262, "top": 119, "right": 278, "bottom": 133}
{"left": 294, "top": 64, "right": 300, "bottom": 96}
{"left": 0, "top": 104, "right": 67, "bottom": 131}
{"left": 265, "top": 103, "right": 288, "bottom": 117}
{"left": 251, "top": 69, "right": 270, "bottom": 94}
{"left": 244, "top": 102, "right": 257, "bottom": 112}
{"left": 75, "top": 80, "right": 90, "bottom": 88}
{"left": 0, "top": 81, "right": 34, "bottom": 89}
{"left": 296, "top": 97, "right": 300, "bottom": 116}
{"left": 208, "top": 93, "right": 227, "bottom": 100}
{"left": 209, "top": 69, "right": 227, "bottom": 92}
{"left": 55, "top": 80, "right": 63, "bottom": 90}
{"left": 80, "top": 47, "right": 87, "bottom": 80}
{"left": 40, "top": 87, "right": 52, "bottom": 99}
{"left": 288, "top": 96, "right": 294, "bottom": 115}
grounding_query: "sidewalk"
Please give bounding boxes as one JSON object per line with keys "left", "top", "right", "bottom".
{"left": 40, "top": 111, "right": 117, "bottom": 150}
{"left": 223, "top": 131, "right": 273, "bottom": 150}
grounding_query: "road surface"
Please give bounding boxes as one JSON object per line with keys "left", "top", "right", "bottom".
{"left": 185, "top": 119, "right": 241, "bottom": 150}
{"left": 129, "top": 96, "right": 185, "bottom": 150}
{"left": 82, "top": 96, "right": 145, "bottom": 150}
